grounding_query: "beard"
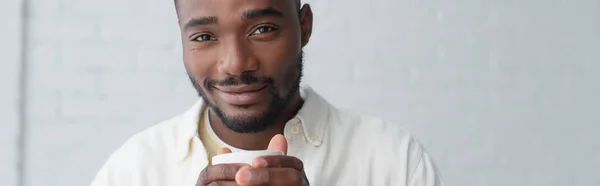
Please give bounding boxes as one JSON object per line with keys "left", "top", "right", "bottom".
{"left": 188, "top": 52, "right": 304, "bottom": 133}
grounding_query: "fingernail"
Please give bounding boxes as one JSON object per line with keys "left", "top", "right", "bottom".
{"left": 239, "top": 169, "right": 252, "bottom": 182}
{"left": 256, "top": 158, "right": 268, "bottom": 167}
{"left": 296, "top": 159, "right": 304, "bottom": 169}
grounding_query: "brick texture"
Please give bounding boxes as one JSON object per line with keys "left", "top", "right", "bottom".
{"left": 7, "top": 0, "right": 600, "bottom": 185}
{"left": 24, "top": 0, "right": 196, "bottom": 185}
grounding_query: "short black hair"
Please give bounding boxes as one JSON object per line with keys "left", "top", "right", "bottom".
{"left": 174, "top": 0, "right": 301, "bottom": 12}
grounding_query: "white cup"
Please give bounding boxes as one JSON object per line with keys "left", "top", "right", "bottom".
{"left": 211, "top": 150, "right": 284, "bottom": 165}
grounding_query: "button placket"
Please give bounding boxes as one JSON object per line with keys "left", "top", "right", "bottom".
{"left": 285, "top": 117, "right": 302, "bottom": 142}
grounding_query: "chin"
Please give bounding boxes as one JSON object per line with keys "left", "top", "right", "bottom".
{"left": 213, "top": 103, "right": 276, "bottom": 133}
{"left": 220, "top": 102, "right": 270, "bottom": 117}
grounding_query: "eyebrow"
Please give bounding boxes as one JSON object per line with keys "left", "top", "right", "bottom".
{"left": 183, "top": 7, "right": 284, "bottom": 30}
{"left": 183, "top": 16, "right": 218, "bottom": 29}
{"left": 242, "top": 7, "right": 285, "bottom": 19}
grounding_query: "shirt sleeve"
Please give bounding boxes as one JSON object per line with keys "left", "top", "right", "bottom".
{"left": 89, "top": 156, "right": 115, "bottom": 186}
{"left": 89, "top": 143, "right": 138, "bottom": 186}
{"left": 408, "top": 150, "right": 444, "bottom": 186}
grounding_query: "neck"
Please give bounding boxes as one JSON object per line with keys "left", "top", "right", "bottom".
{"left": 209, "top": 91, "right": 304, "bottom": 150}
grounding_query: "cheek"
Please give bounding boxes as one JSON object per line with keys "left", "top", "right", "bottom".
{"left": 183, "top": 49, "right": 218, "bottom": 96}
{"left": 184, "top": 48, "right": 216, "bottom": 78}
{"left": 253, "top": 34, "right": 301, "bottom": 85}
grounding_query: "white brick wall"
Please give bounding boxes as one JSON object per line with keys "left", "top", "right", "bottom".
{"left": 3, "top": 0, "right": 600, "bottom": 185}
{"left": 23, "top": 0, "right": 196, "bottom": 185}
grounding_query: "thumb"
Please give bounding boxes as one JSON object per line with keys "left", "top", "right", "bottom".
{"left": 217, "top": 147, "right": 232, "bottom": 155}
{"left": 267, "top": 134, "right": 288, "bottom": 155}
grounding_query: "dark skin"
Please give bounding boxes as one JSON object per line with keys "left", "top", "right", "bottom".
{"left": 196, "top": 135, "right": 309, "bottom": 186}
{"left": 175, "top": 0, "right": 313, "bottom": 185}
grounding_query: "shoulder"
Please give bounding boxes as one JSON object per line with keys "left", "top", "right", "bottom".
{"left": 112, "top": 114, "right": 185, "bottom": 161}
{"left": 328, "top": 108, "right": 443, "bottom": 185}
{"left": 331, "top": 108, "right": 421, "bottom": 151}
{"left": 90, "top": 115, "right": 186, "bottom": 186}
{"left": 329, "top": 108, "right": 426, "bottom": 168}
{"left": 130, "top": 115, "right": 185, "bottom": 145}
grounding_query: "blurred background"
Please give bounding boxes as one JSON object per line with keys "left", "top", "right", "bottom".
{"left": 1, "top": 0, "right": 599, "bottom": 185}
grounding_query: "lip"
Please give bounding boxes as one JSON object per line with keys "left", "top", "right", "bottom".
{"left": 215, "top": 84, "right": 267, "bottom": 93}
{"left": 214, "top": 84, "right": 268, "bottom": 105}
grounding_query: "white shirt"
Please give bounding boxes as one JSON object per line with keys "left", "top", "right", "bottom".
{"left": 90, "top": 86, "right": 444, "bottom": 186}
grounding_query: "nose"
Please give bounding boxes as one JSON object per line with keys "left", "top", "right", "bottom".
{"left": 217, "top": 39, "right": 259, "bottom": 76}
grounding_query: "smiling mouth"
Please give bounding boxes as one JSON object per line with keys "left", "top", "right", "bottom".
{"left": 215, "top": 84, "right": 268, "bottom": 93}
{"left": 214, "top": 84, "right": 269, "bottom": 105}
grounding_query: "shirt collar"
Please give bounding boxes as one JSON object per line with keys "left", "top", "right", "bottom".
{"left": 173, "top": 85, "right": 331, "bottom": 162}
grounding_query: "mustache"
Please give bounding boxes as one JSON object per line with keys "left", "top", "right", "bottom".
{"left": 206, "top": 74, "right": 274, "bottom": 87}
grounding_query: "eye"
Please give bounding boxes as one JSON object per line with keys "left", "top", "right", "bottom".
{"left": 251, "top": 25, "right": 278, "bottom": 35}
{"left": 193, "top": 33, "right": 216, "bottom": 42}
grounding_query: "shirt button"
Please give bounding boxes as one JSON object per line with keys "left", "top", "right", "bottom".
{"left": 291, "top": 125, "right": 301, "bottom": 135}
{"left": 310, "top": 133, "right": 319, "bottom": 140}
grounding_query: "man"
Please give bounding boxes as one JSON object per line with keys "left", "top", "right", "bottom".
{"left": 91, "top": 0, "right": 443, "bottom": 185}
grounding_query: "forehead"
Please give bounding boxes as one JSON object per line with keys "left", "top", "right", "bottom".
{"left": 177, "top": 0, "right": 296, "bottom": 19}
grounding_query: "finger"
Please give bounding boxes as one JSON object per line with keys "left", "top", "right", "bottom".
{"left": 252, "top": 156, "right": 304, "bottom": 171}
{"left": 267, "top": 134, "right": 288, "bottom": 155}
{"left": 218, "top": 147, "right": 232, "bottom": 155}
{"left": 206, "top": 181, "right": 239, "bottom": 186}
{"left": 196, "top": 164, "right": 245, "bottom": 186}
{"left": 235, "top": 167, "right": 303, "bottom": 186}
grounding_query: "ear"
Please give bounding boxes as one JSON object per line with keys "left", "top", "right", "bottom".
{"left": 299, "top": 4, "right": 313, "bottom": 47}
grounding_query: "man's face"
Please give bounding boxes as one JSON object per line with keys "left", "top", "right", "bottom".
{"left": 177, "top": 0, "right": 312, "bottom": 133}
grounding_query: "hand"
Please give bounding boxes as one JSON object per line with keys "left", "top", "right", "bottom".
{"left": 195, "top": 148, "right": 244, "bottom": 186}
{"left": 235, "top": 134, "right": 310, "bottom": 186}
